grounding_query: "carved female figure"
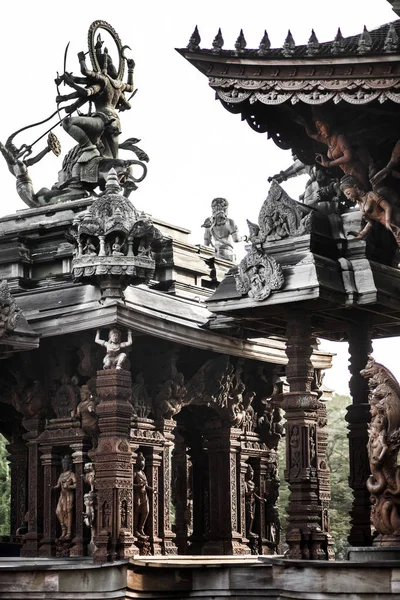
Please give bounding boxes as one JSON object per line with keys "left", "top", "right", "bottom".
{"left": 304, "top": 119, "right": 370, "bottom": 191}
{"left": 340, "top": 175, "right": 400, "bottom": 247}
{"left": 133, "top": 452, "right": 153, "bottom": 539}
{"left": 244, "top": 464, "right": 263, "bottom": 539}
{"left": 54, "top": 455, "right": 76, "bottom": 540}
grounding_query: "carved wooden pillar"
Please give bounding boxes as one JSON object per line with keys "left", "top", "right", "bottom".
{"left": 38, "top": 446, "right": 58, "bottom": 556}
{"left": 156, "top": 419, "right": 177, "bottom": 555}
{"left": 316, "top": 392, "right": 334, "bottom": 558}
{"left": 92, "top": 369, "right": 135, "bottom": 562}
{"left": 70, "top": 445, "right": 89, "bottom": 556}
{"left": 146, "top": 448, "right": 162, "bottom": 555}
{"left": 187, "top": 430, "right": 206, "bottom": 555}
{"left": 7, "top": 439, "right": 27, "bottom": 537}
{"left": 20, "top": 418, "right": 44, "bottom": 557}
{"left": 346, "top": 321, "right": 373, "bottom": 547}
{"left": 202, "top": 421, "right": 248, "bottom": 555}
{"left": 283, "top": 309, "right": 328, "bottom": 560}
{"left": 253, "top": 455, "right": 270, "bottom": 554}
{"left": 239, "top": 456, "right": 249, "bottom": 548}
{"left": 172, "top": 429, "right": 191, "bottom": 554}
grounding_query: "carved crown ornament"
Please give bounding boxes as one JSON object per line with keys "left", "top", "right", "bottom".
{"left": 68, "top": 169, "right": 162, "bottom": 297}
{"left": 234, "top": 180, "right": 315, "bottom": 301}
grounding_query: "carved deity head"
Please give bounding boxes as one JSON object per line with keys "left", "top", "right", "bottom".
{"left": 108, "top": 328, "right": 121, "bottom": 343}
{"left": 340, "top": 175, "right": 361, "bottom": 201}
{"left": 211, "top": 198, "right": 229, "bottom": 223}
{"left": 135, "top": 451, "right": 145, "bottom": 470}
{"left": 246, "top": 464, "right": 254, "bottom": 480}
{"left": 61, "top": 454, "right": 72, "bottom": 472}
{"left": 315, "top": 120, "right": 331, "bottom": 139}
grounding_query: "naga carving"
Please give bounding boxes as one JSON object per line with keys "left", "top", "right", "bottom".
{"left": 361, "top": 357, "right": 400, "bottom": 543}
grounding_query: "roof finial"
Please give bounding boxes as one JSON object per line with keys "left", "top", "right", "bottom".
{"left": 384, "top": 22, "right": 399, "bottom": 53}
{"left": 212, "top": 28, "right": 224, "bottom": 53}
{"left": 105, "top": 168, "right": 122, "bottom": 193}
{"left": 235, "top": 29, "right": 247, "bottom": 53}
{"left": 258, "top": 30, "right": 271, "bottom": 56}
{"left": 282, "top": 30, "right": 295, "bottom": 57}
{"left": 187, "top": 26, "right": 201, "bottom": 52}
{"left": 331, "top": 27, "right": 345, "bottom": 54}
{"left": 358, "top": 25, "right": 372, "bottom": 54}
{"left": 306, "top": 29, "right": 320, "bottom": 55}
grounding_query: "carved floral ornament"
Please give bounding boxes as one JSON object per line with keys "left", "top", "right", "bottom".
{"left": 209, "top": 77, "right": 400, "bottom": 105}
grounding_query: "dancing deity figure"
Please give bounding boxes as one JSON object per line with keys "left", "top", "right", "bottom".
{"left": 54, "top": 455, "right": 76, "bottom": 540}
{"left": 95, "top": 328, "right": 132, "bottom": 370}
{"left": 133, "top": 452, "right": 153, "bottom": 539}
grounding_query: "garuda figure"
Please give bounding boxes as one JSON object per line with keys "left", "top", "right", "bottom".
{"left": 361, "top": 357, "right": 400, "bottom": 544}
{"left": 0, "top": 21, "right": 148, "bottom": 207}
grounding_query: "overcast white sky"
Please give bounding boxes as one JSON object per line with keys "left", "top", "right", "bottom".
{"left": 0, "top": 0, "right": 398, "bottom": 394}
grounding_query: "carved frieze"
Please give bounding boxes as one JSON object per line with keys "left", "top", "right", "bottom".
{"left": 235, "top": 246, "right": 284, "bottom": 302}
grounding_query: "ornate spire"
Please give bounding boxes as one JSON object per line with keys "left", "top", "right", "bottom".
{"left": 358, "top": 25, "right": 372, "bottom": 54}
{"left": 331, "top": 27, "right": 345, "bottom": 54}
{"left": 384, "top": 22, "right": 399, "bottom": 52}
{"left": 306, "top": 29, "right": 320, "bottom": 55}
{"left": 258, "top": 30, "right": 271, "bottom": 56}
{"left": 235, "top": 29, "right": 247, "bottom": 53}
{"left": 212, "top": 28, "right": 224, "bottom": 53}
{"left": 282, "top": 30, "right": 295, "bottom": 57}
{"left": 187, "top": 25, "right": 201, "bottom": 52}
{"left": 105, "top": 168, "right": 122, "bottom": 193}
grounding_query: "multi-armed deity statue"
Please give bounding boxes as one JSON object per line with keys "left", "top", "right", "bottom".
{"left": 0, "top": 20, "right": 148, "bottom": 206}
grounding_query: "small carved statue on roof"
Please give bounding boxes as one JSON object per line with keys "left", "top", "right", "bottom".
{"left": 83, "top": 237, "right": 97, "bottom": 255}
{"left": 302, "top": 118, "right": 370, "bottom": 192}
{"left": 245, "top": 464, "right": 263, "bottom": 540}
{"left": 340, "top": 175, "right": 400, "bottom": 247}
{"left": 202, "top": 197, "right": 240, "bottom": 261}
{"left": 361, "top": 357, "right": 400, "bottom": 542}
{"left": 111, "top": 236, "right": 124, "bottom": 256}
{"left": 54, "top": 455, "right": 76, "bottom": 540}
{"left": 133, "top": 452, "right": 153, "bottom": 539}
{"left": 95, "top": 327, "right": 132, "bottom": 370}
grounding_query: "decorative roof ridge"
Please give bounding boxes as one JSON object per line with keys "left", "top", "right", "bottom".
{"left": 182, "top": 19, "right": 400, "bottom": 60}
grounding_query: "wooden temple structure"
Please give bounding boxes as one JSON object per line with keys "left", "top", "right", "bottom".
{"left": 3, "top": 7, "right": 400, "bottom": 599}
{"left": 178, "top": 15, "right": 400, "bottom": 559}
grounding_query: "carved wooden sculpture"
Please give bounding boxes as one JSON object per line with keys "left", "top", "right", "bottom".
{"left": 361, "top": 357, "right": 400, "bottom": 544}
{"left": 54, "top": 455, "right": 76, "bottom": 540}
